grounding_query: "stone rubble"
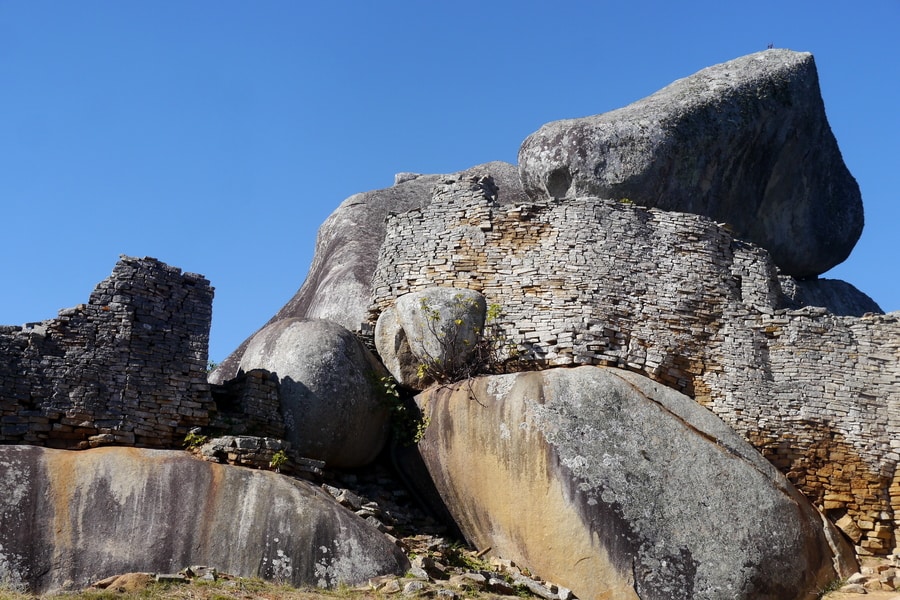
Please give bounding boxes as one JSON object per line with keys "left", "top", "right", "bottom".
{"left": 193, "top": 434, "right": 325, "bottom": 478}
{"left": 828, "top": 556, "right": 900, "bottom": 595}
{"left": 319, "top": 456, "right": 580, "bottom": 599}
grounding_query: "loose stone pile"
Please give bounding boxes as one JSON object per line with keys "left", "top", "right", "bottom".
{"left": 835, "top": 557, "right": 900, "bottom": 594}
{"left": 194, "top": 435, "right": 324, "bottom": 478}
{"left": 319, "top": 457, "right": 580, "bottom": 599}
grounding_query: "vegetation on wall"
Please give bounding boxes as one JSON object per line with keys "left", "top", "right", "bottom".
{"left": 415, "top": 297, "right": 515, "bottom": 385}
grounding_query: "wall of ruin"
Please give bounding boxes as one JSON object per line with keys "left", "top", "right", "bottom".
{"left": 708, "top": 308, "right": 900, "bottom": 555}
{"left": 210, "top": 368, "right": 285, "bottom": 440}
{"left": 0, "top": 256, "right": 216, "bottom": 449}
{"left": 369, "top": 175, "right": 900, "bottom": 555}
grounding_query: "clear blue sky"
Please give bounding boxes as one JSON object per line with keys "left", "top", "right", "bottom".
{"left": 1, "top": 1, "right": 897, "bottom": 362}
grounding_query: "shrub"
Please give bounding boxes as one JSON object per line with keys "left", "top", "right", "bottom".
{"left": 183, "top": 431, "right": 208, "bottom": 449}
{"left": 268, "top": 449, "right": 288, "bottom": 472}
{"left": 379, "top": 375, "right": 429, "bottom": 446}
{"left": 416, "top": 297, "right": 514, "bottom": 385}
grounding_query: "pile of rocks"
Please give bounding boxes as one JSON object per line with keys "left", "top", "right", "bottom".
{"left": 320, "top": 459, "right": 577, "bottom": 599}
{"left": 193, "top": 435, "right": 324, "bottom": 478}
{"left": 834, "top": 557, "right": 900, "bottom": 594}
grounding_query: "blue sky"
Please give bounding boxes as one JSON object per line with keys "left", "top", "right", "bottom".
{"left": 1, "top": 1, "right": 897, "bottom": 362}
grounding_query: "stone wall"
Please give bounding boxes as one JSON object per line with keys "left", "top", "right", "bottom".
{"left": 0, "top": 256, "right": 215, "bottom": 449}
{"left": 369, "top": 175, "right": 900, "bottom": 555}
{"left": 709, "top": 308, "right": 900, "bottom": 556}
{"left": 210, "top": 369, "right": 285, "bottom": 440}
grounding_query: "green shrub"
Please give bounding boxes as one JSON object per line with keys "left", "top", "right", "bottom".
{"left": 416, "top": 298, "right": 514, "bottom": 385}
{"left": 379, "top": 375, "right": 430, "bottom": 445}
{"left": 268, "top": 449, "right": 288, "bottom": 472}
{"left": 183, "top": 431, "right": 208, "bottom": 449}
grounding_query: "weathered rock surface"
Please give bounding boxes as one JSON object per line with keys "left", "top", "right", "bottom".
{"left": 0, "top": 445, "right": 409, "bottom": 593}
{"left": 211, "top": 161, "right": 527, "bottom": 383}
{"left": 238, "top": 318, "right": 389, "bottom": 468}
{"left": 368, "top": 175, "right": 899, "bottom": 555}
{"left": 415, "top": 366, "right": 857, "bottom": 600}
{"left": 518, "top": 49, "right": 863, "bottom": 278}
{"left": 779, "top": 276, "right": 883, "bottom": 317}
{"left": 375, "top": 288, "right": 487, "bottom": 389}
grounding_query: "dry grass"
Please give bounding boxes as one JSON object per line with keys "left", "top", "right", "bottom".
{"left": 0, "top": 579, "right": 384, "bottom": 600}
{"left": 0, "top": 576, "right": 519, "bottom": 600}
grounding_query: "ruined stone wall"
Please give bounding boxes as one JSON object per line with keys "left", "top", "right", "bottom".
{"left": 371, "top": 175, "right": 781, "bottom": 391}
{"left": 369, "top": 175, "right": 900, "bottom": 555}
{"left": 0, "top": 256, "right": 215, "bottom": 449}
{"left": 210, "top": 369, "right": 285, "bottom": 440}
{"left": 707, "top": 308, "right": 900, "bottom": 555}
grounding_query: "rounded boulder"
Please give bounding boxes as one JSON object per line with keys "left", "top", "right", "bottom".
{"left": 375, "top": 287, "right": 486, "bottom": 389}
{"left": 518, "top": 50, "right": 863, "bottom": 278}
{"left": 239, "top": 318, "right": 389, "bottom": 468}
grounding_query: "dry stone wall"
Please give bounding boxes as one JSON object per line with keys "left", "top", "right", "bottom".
{"left": 708, "top": 308, "right": 900, "bottom": 556}
{"left": 369, "top": 175, "right": 900, "bottom": 555}
{"left": 0, "top": 256, "right": 215, "bottom": 449}
{"left": 209, "top": 368, "right": 285, "bottom": 439}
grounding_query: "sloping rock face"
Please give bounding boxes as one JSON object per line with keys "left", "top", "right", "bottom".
{"left": 518, "top": 49, "right": 863, "bottom": 277}
{"left": 238, "top": 318, "right": 389, "bottom": 468}
{"left": 0, "top": 445, "right": 408, "bottom": 593}
{"left": 415, "top": 366, "right": 856, "bottom": 600}
{"left": 778, "top": 277, "right": 883, "bottom": 316}
{"left": 211, "top": 161, "right": 527, "bottom": 383}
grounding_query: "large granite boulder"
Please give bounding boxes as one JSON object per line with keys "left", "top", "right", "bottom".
{"left": 0, "top": 445, "right": 408, "bottom": 593}
{"left": 375, "top": 287, "right": 487, "bottom": 389}
{"left": 212, "top": 162, "right": 527, "bottom": 383}
{"left": 414, "top": 366, "right": 856, "bottom": 600}
{"left": 238, "top": 318, "right": 389, "bottom": 468}
{"left": 518, "top": 49, "right": 863, "bottom": 278}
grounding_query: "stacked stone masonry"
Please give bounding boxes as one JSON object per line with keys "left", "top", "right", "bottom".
{"left": 195, "top": 435, "right": 324, "bottom": 479}
{"left": 0, "top": 256, "right": 216, "bottom": 449}
{"left": 369, "top": 175, "right": 900, "bottom": 555}
{"left": 209, "top": 369, "right": 285, "bottom": 440}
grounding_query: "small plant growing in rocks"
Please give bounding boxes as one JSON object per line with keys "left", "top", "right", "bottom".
{"left": 268, "top": 449, "right": 288, "bottom": 472}
{"left": 183, "top": 430, "right": 208, "bottom": 450}
{"left": 378, "top": 375, "right": 430, "bottom": 445}
{"left": 416, "top": 298, "right": 515, "bottom": 385}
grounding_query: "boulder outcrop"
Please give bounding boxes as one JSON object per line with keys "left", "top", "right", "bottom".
{"left": 518, "top": 49, "right": 863, "bottom": 278}
{"left": 4, "top": 48, "right": 893, "bottom": 597}
{"left": 778, "top": 277, "right": 883, "bottom": 317}
{"left": 0, "top": 445, "right": 409, "bottom": 593}
{"left": 238, "top": 318, "right": 390, "bottom": 468}
{"left": 211, "top": 161, "right": 527, "bottom": 383}
{"left": 414, "top": 366, "right": 857, "bottom": 600}
{"left": 369, "top": 175, "right": 898, "bottom": 556}
{"left": 375, "top": 287, "right": 487, "bottom": 389}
